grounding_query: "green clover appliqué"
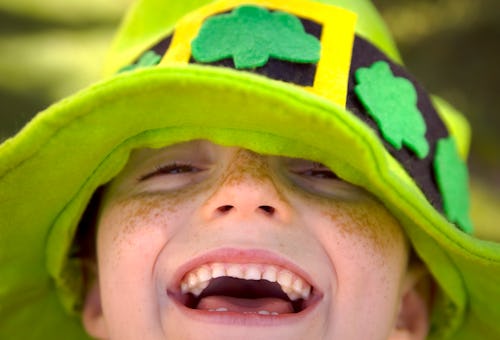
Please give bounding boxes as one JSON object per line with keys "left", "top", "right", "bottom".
{"left": 191, "top": 5, "right": 321, "bottom": 69}
{"left": 355, "top": 61, "right": 429, "bottom": 159}
{"left": 119, "top": 51, "right": 162, "bottom": 73}
{"left": 434, "top": 137, "right": 473, "bottom": 233}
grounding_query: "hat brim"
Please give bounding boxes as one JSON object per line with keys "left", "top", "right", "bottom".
{"left": 1, "top": 64, "right": 499, "bottom": 339}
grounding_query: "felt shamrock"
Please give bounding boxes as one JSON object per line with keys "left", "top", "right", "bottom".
{"left": 434, "top": 137, "right": 472, "bottom": 233}
{"left": 354, "top": 61, "right": 429, "bottom": 159}
{"left": 119, "top": 50, "right": 162, "bottom": 73}
{"left": 191, "top": 5, "right": 321, "bottom": 69}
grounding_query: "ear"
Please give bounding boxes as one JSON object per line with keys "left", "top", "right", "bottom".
{"left": 82, "top": 279, "right": 109, "bottom": 339}
{"left": 389, "top": 264, "right": 432, "bottom": 340}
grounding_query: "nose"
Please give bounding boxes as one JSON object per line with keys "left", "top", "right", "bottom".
{"left": 201, "top": 150, "right": 292, "bottom": 223}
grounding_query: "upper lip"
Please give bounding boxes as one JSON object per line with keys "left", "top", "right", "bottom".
{"left": 168, "top": 247, "right": 320, "bottom": 298}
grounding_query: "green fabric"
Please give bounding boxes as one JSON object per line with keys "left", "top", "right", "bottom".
{"left": 355, "top": 60, "right": 429, "bottom": 158}
{"left": 434, "top": 137, "right": 473, "bottom": 233}
{"left": 103, "top": 0, "right": 215, "bottom": 76}
{"left": 0, "top": 284, "right": 89, "bottom": 340}
{"left": 2, "top": 64, "right": 500, "bottom": 340}
{"left": 191, "top": 5, "right": 321, "bottom": 69}
{"left": 432, "top": 96, "right": 470, "bottom": 159}
{"left": 103, "top": 0, "right": 402, "bottom": 76}
{"left": 0, "top": 0, "right": 499, "bottom": 339}
{"left": 315, "top": 0, "right": 402, "bottom": 63}
{"left": 119, "top": 50, "right": 161, "bottom": 73}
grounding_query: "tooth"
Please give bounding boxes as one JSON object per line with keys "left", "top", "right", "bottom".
{"left": 244, "top": 265, "right": 262, "bottom": 280}
{"left": 227, "top": 264, "right": 244, "bottom": 278}
{"left": 271, "top": 312, "right": 279, "bottom": 315}
{"left": 277, "top": 269, "right": 293, "bottom": 288}
{"left": 181, "top": 263, "right": 313, "bottom": 302}
{"left": 262, "top": 266, "right": 277, "bottom": 282}
{"left": 215, "top": 307, "right": 228, "bottom": 312}
{"left": 187, "top": 272, "right": 198, "bottom": 289}
{"left": 198, "top": 279, "right": 210, "bottom": 291}
{"left": 190, "top": 286, "right": 204, "bottom": 296}
{"left": 287, "top": 291, "right": 301, "bottom": 301}
{"left": 211, "top": 263, "right": 226, "bottom": 278}
{"left": 292, "top": 277, "right": 312, "bottom": 300}
{"left": 292, "top": 278, "right": 304, "bottom": 293}
{"left": 196, "top": 265, "right": 212, "bottom": 282}
{"left": 258, "top": 310, "right": 270, "bottom": 315}
{"left": 301, "top": 285, "right": 311, "bottom": 300}
{"left": 281, "top": 285, "right": 298, "bottom": 301}
{"left": 188, "top": 276, "right": 211, "bottom": 297}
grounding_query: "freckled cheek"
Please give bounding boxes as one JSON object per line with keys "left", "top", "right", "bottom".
{"left": 311, "top": 199, "right": 407, "bottom": 328}
{"left": 316, "top": 198, "right": 407, "bottom": 263}
{"left": 96, "top": 199, "right": 185, "bottom": 274}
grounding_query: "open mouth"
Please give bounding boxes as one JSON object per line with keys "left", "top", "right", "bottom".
{"left": 175, "top": 263, "right": 316, "bottom": 316}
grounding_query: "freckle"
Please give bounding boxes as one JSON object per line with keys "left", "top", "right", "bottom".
{"left": 318, "top": 195, "right": 403, "bottom": 259}
{"left": 223, "top": 150, "right": 271, "bottom": 186}
{"left": 107, "top": 178, "right": 213, "bottom": 241}
{"left": 209, "top": 149, "right": 290, "bottom": 207}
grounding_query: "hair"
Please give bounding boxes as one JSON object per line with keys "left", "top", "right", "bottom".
{"left": 71, "top": 187, "right": 104, "bottom": 290}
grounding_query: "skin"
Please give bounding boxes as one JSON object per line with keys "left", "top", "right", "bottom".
{"left": 83, "top": 140, "right": 429, "bottom": 339}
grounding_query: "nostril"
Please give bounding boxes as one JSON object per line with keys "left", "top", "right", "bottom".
{"left": 217, "top": 205, "right": 234, "bottom": 213}
{"left": 259, "top": 205, "right": 275, "bottom": 214}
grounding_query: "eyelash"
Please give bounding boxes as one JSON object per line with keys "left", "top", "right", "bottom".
{"left": 294, "top": 163, "right": 339, "bottom": 180}
{"left": 138, "top": 161, "right": 338, "bottom": 182}
{"left": 139, "top": 162, "right": 200, "bottom": 181}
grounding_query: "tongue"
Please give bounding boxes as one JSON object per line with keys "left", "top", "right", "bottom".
{"left": 197, "top": 296, "right": 294, "bottom": 314}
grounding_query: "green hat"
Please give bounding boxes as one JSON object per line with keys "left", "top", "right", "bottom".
{"left": 1, "top": 0, "right": 499, "bottom": 339}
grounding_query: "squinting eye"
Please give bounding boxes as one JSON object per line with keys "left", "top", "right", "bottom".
{"left": 139, "top": 162, "right": 201, "bottom": 181}
{"left": 295, "top": 163, "right": 339, "bottom": 180}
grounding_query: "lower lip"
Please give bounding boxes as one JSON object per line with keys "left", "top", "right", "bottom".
{"left": 166, "top": 291, "right": 322, "bottom": 326}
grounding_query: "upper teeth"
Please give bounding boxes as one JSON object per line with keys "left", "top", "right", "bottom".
{"left": 180, "top": 263, "right": 312, "bottom": 301}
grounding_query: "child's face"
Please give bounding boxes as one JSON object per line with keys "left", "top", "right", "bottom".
{"left": 83, "top": 140, "right": 424, "bottom": 339}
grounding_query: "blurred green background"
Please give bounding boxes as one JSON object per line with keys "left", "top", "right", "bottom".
{"left": 0, "top": 0, "right": 499, "bottom": 239}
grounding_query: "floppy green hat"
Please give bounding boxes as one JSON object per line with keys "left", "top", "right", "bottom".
{"left": 1, "top": 0, "right": 499, "bottom": 338}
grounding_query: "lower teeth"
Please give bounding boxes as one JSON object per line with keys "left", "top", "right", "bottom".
{"left": 206, "top": 309, "right": 279, "bottom": 315}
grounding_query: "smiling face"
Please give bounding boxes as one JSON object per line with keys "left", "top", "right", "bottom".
{"left": 82, "top": 140, "right": 429, "bottom": 339}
